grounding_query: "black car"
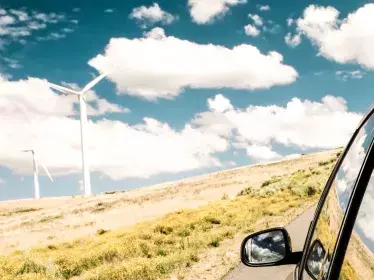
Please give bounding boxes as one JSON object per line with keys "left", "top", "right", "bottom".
{"left": 240, "top": 104, "right": 374, "bottom": 280}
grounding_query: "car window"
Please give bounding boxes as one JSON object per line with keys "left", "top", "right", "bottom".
{"left": 303, "top": 113, "right": 374, "bottom": 280}
{"left": 339, "top": 152, "right": 374, "bottom": 277}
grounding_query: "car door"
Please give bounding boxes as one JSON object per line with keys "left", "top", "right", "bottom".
{"left": 298, "top": 107, "right": 374, "bottom": 280}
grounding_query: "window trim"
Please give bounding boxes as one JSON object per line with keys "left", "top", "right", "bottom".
{"left": 327, "top": 136, "right": 374, "bottom": 279}
{"left": 298, "top": 105, "right": 374, "bottom": 279}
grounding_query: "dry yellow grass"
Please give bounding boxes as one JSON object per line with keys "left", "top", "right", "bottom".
{"left": 0, "top": 152, "right": 339, "bottom": 280}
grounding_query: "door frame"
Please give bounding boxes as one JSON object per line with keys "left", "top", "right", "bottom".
{"left": 297, "top": 105, "right": 374, "bottom": 279}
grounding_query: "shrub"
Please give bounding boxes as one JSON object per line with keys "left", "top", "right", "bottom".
{"left": 154, "top": 225, "right": 173, "bottom": 235}
{"left": 306, "top": 186, "right": 317, "bottom": 197}
{"left": 204, "top": 217, "right": 221, "bottom": 225}
{"left": 209, "top": 238, "right": 220, "bottom": 247}
{"left": 96, "top": 229, "right": 108, "bottom": 235}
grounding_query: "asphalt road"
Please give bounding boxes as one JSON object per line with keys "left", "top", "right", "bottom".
{"left": 225, "top": 206, "right": 316, "bottom": 280}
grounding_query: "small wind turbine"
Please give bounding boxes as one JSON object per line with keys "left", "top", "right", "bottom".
{"left": 22, "top": 149, "right": 53, "bottom": 199}
{"left": 46, "top": 73, "right": 108, "bottom": 196}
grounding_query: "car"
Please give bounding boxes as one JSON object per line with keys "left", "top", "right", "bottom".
{"left": 240, "top": 104, "right": 374, "bottom": 280}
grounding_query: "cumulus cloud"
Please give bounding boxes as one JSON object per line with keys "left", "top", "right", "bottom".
{"left": 244, "top": 24, "right": 260, "bottom": 37}
{"left": 129, "top": 3, "right": 176, "bottom": 28}
{"left": 88, "top": 28, "right": 298, "bottom": 100}
{"left": 207, "top": 93, "right": 233, "bottom": 113}
{"left": 0, "top": 74, "right": 227, "bottom": 180}
{"left": 0, "top": 177, "right": 5, "bottom": 184}
{"left": 257, "top": 5, "right": 270, "bottom": 11}
{"left": 0, "top": 74, "right": 363, "bottom": 181}
{"left": 295, "top": 4, "right": 374, "bottom": 68}
{"left": 105, "top": 9, "right": 114, "bottom": 13}
{"left": 285, "top": 32, "right": 302, "bottom": 47}
{"left": 246, "top": 145, "right": 281, "bottom": 163}
{"left": 248, "top": 14, "right": 263, "bottom": 26}
{"left": 191, "top": 94, "right": 362, "bottom": 163}
{"left": 188, "top": 0, "right": 247, "bottom": 24}
{"left": 287, "top": 18, "right": 294, "bottom": 26}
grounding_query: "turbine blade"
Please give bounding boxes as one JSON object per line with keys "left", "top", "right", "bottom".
{"left": 47, "top": 82, "right": 79, "bottom": 95}
{"left": 81, "top": 72, "right": 108, "bottom": 93}
{"left": 35, "top": 157, "right": 54, "bottom": 182}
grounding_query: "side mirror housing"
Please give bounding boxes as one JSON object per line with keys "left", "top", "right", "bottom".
{"left": 240, "top": 227, "right": 301, "bottom": 267}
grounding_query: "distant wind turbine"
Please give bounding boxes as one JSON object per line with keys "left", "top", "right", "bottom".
{"left": 22, "top": 149, "right": 53, "bottom": 199}
{"left": 47, "top": 72, "right": 108, "bottom": 196}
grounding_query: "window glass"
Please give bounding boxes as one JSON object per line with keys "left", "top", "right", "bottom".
{"left": 303, "top": 114, "right": 374, "bottom": 280}
{"left": 339, "top": 170, "right": 374, "bottom": 279}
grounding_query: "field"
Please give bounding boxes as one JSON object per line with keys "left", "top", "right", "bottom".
{"left": 0, "top": 149, "right": 339, "bottom": 280}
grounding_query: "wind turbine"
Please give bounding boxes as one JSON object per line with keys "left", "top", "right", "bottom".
{"left": 46, "top": 73, "right": 108, "bottom": 196}
{"left": 22, "top": 150, "right": 53, "bottom": 199}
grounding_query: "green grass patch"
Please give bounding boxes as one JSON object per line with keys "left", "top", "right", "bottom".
{"left": 39, "top": 215, "right": 64, "bottom": 224}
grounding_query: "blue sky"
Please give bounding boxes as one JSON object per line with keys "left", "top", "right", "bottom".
{"left": 0, "top": 0, "right": 373, "bottom": 200}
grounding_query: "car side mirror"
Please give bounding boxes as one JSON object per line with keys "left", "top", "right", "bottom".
{"left": 305, "top": 239, "right": 329, "bottom": 280}
{"left": 240, "top": 227, "right": 301, "bottom": 267}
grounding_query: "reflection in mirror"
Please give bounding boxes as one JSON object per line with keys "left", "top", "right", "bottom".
{"left": 306, "top": 239, "right": 326, "bottom": 279}
{"left": 244, "top": 230, "right": 286, "bottom": 265}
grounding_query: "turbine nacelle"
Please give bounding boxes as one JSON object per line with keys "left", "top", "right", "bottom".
{"left": 47, "top": 72, "right": 108, "bottom": 97}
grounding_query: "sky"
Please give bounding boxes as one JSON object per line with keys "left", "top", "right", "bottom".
{"left": 0, "top": 0, "right": 373, "bottom": 201}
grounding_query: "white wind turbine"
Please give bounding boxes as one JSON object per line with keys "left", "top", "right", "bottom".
{"left": 46, "top": 73, "right": 108, "bottom": 196}
{"left": 22, "top": 150, "right": 53, "bottom": 199}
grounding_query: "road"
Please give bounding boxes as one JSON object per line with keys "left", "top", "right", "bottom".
{"left": 225, "top": 206, "right": 316, "bottom": 280}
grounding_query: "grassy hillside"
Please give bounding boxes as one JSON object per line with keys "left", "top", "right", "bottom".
{"left": 0, "top": 153, "right": 339, "bottom": 280}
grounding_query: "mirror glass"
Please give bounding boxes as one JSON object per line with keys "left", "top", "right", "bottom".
{"left": 243, "top": 230, "right": 286, "bottom": 264}
{"left": 306, "top": 239, "right": 326, "bottom": 279}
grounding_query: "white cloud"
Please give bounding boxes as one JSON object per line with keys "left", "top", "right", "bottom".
{"left": 105, "top": 9, "right": 114, "bottom": 13}
{"left": 10, "top": 9, "right": 29, "bottom": 21}
{"left": 287, "top": 18, "right": 294, "bottom": 26}
{"left": 37, "top": 32, "right": 66, "bottom": 41}
{"left": 0, "top": 177, "right": 5, "bottom": 184}
{"left": 0, "top": 74, "right": 227, "bottom": 180}
{"left": 285, "top": 32, "right": 302, "bottom": 47}
{"left": 0, "top": 75, "right": 363, "bottom": 181}
{"left": 295, "top": 4, "right": 374, "bottom": 68}
{"left": 0, "top": 15, "right": 16, "bottom": 25}
{"left": 0, "top": 9, "right": 6, "bottom": 16}
{"left": 244, "top": 24, "right": 260, "bottom": 37}
{"left": 129, "top": 3, "right": 176, "bottom": 28}
{"left": 61, "top": 27, "right": 74, "bottom": 33}
{"left": 143, "top": 26, "right": 165, "bottom": 39}
{"left": 88, "top": 28, "right": 298, "bottom": 100}
{"left": 188, "top": 0, "right": 247, "bottom": 24}
{"left": 336, "top": 70, "right": 364, "bottom": 81}
{"left": 246, "top": 145, "right": 281, "bottom": 163}
{"left": 258, "top": 5, "right": 270, "bottom": 11}
{"left": 71, "top": 19, "right": 78, "bottom": 24}
{"left": 248, "top": 14, "right": 263, "bottom": 26}
{"left": 33, "top": 12, "right": 65, "bottom": 23}
{"left": 2, "top": 57, "right": 22, "bottom": 69}
{"left": 207, "top": 94, "right": 233, "bottom": 113}
{"left": 191, "top": 94, "right": 362, "bottom": 159}
{"left": 28, "top": 21, "right": 47, "bottom": 30}
{"left": 0, "top": 9, "right": 70, "bottom": 44}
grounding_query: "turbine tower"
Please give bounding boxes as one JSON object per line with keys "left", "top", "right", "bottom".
{"left": 47, "top": 73, "right": 108, "bottom": 196}
{"left": 22, "top": 150, "right": 53, "bottom": 199}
